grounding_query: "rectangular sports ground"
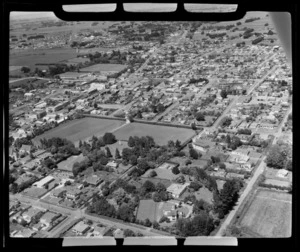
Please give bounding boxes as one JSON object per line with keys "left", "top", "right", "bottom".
{"left": 113, "top": 123, "right": 195, "bottom": 146}
{"left": 33, "top": 118, "right": 124, "bottom": 147}
{"left": 239, "top": 189, "right": 292, "bottom": 237}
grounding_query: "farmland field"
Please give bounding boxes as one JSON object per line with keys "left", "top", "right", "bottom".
{"left": 80, "top": 63, "right": 128, "bottom": 73}
{"left": 239, "top": 189, "right": 292, "bottom": 237}
{"left": 113, "top": 123, "right": 195, "bottom": 146}
{"left": 32, "top": 118, "right": 124, "bottom": 147}
{"left": 10, "top": 48, "right": 78, "bottom": 69}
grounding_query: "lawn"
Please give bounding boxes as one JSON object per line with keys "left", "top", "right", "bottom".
{"left": 57, "top": 154, "right": 86, "bottom": 172}
{"left": 179, "top": 186, "right": 214, "bottom": 204}
{"left": 239, "top": 189, "right": 292, "bottom": 237}
{"left": 113, "top": 123, "right": 195, "bottom": 146}
{"left": 143, "top": 167, "right": 179, "bottom": 180}
{"left": 32, "top": 118, "right": 124, "bottom": 147}
{"left": 80, "top": 63, "right": 128, "bottom": 73}
{"left": 136, "top": 199, "right": 159, "bottom": 222}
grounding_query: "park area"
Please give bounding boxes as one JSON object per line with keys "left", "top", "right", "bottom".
{"left": 113, "top": 123, "right": 195, "bottom": 146}
{"left": 32, "top": 118, "right": 124, "bottom": 147}
{"left": 238, "top": 189, "right": 292, "bottom": 237}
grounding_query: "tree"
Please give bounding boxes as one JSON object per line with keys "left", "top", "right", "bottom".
{"left": 219, "top": 162, "right": 226, "bottom": 169}
{"left": 142, "top": 180, "right": 156, "bottom": 193}
{"left": 266, "top": 145, "right": 287, "bottom": 169}
{"left": 157, "top": 104, "right": 165, "bottom": 113}
{"left": 128, "top": 136, "right": 135, "bottom": 147}
{"left": 152, "top": 191, "right": 162, "bottom": 202}
{"left": 286, "top": 159, "right": 292, "bottom": 171}
{"left": 217, "top": 179, "right": 241, "bottom": 216}
{"left": 175, "top": 140, "right": 181, "bottom": 149}
{"left": 220, "top": 89, "right": 228, "bottom": 99}
{"left": 172, "top": 166, "right": 180, "bottom": 175}
{"left": 195, "top": 112, "right": 205, "bottom": 121}
{"left": 189, "top": 148, "right": 199, "bottom": 160}
{"left": 123, "top": 229, "right": 135, "bottom": 237}
{"left": 115, "top": 148, "right": 121, "bottom": 159}
{"left": 144, "top": 218, "right": 152, "bottom": 227}
{"left": 149, "top": 170, "right": 157, "bottom": 177}
{"left": 117, "top": 204, "right": 134, "bottom": 222}
{"left": 189, "top": 181, "right": 202, "bottom": 191}
{"left": 129, "top": 155, "right": 138, "bottom": 166}
{"left": 103, "top": 133, "right": 116, "bottom": 145}
{"left": 191, "top": 122, "right": 197, "bottom": 130}
{"left": 21, "top": 66, "right": 31, "bottom": 73}
{"left": 156, "top": 182, "right": 166, "bottom": 192}
{"left": 152, "top": 221, "right": 159, "bottom": 229}
{"left": 105, "top": 147, "right": 112, "bottom": 158}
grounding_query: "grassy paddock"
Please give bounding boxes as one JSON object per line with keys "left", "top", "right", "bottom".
{"left": 113, "top": 123, "right": 195, "bottom": 146}
{"left": 238, "top": 189, "right": 292, "bottom": 237}
{"left": 33, "top": 118, "right": 124, "bottom": 147}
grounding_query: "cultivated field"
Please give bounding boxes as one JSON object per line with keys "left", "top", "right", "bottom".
{"left": 239, "top": 189, "right": 292, "bottom": 237}
{"left": 32, "top": 118, "right": 124, "bottom": 147}
{"left": 113, "top": 123, "right": 195, "bottom": 146}
{"left": 80, "top": 63, "right": 128, "bottom": 73}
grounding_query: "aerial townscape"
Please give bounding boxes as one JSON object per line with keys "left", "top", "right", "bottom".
{"left": 8, "top": 10, "right": 292, "bottom": 239}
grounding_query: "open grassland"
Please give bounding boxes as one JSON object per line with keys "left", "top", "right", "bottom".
{"left": 32, "top": 118, "right": 124, "bottom": 147}
{"left": 239, "top": 189, "right": 292, "bottom": 237}
{"left": 113, "top": 123, "right": 195, "bottom": 146}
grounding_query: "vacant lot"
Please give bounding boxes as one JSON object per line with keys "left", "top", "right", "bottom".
{"left": 80, "top": 63, "right": 127, "bottom": 73}
{"left": 57, "top": 154, "right": 86, "bottom": 172}
{"left": 239, "top": 189, "right": 292, "bottom": 237}
{"left": 33, "top": 118, "right": 124, "bottom": 147}
{"left": 113, "top": 123, "right": 195, "bottom": 146}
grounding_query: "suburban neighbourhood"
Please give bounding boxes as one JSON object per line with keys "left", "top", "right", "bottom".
{"left": 8, "top": 10, "right": 292, "bottom": 239}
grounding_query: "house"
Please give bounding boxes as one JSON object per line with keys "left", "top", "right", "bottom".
{"left": 192, "top": 137, "right": 215, "bottom": 153}
{"left": 51, "top": 188, "right": 66, "bottom": 198}
{"left": 106, "top": 161, "right": 118, "bottom": 169}
{"left": 22, "top": 208, "right": 45, "bottom": 223}
{"left": 66, "top": 187, "right": 82, "bottom": 200}
{"left": 72, "top": 221, "right": 90, "bottom": 235}
{"left": 32, "top": 222, "right": 44, "bottom": 232}
{"left": 85, "top": 174, "right": 102, "bottom": 186}
{"left": 226, "top": 173, "right": 244, "bottom": 180}
{"left": 13, "top": 228, "right": 36, "bottom": 238}
{"left": 166, "top": 183, "right": 190, "bottom": 199}
{"left": 40, "top": 211, "right": 60, "bottom": 227}
{"left": 23, "top": 159, "right": 39, "bottom": 170}
{"left": 19, "top": 144, "right": 32, "bottom": 155}
{"left": 91, "top": 226, "right": 106, "bottom": 237}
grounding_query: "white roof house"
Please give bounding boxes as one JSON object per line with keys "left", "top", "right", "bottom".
{"left": 276, "top": 169, "right": 289, "bottom": 178}
{"left": 33, "top": 175, "right": 55, "bottom": 188}
{"left": 167, "top": 183, "right": 190, "bottom": 199}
